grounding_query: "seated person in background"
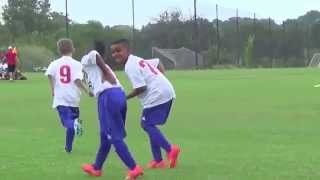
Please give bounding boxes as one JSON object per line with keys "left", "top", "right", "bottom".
{"left": 15, "top": 70, "right": 27, "bottom": 80}
{"left": 0, "top": 61, "right": 8, "bottom": 80}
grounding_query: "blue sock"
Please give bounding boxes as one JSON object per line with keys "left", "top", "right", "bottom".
{"left": 143, "top": 124, "right": 171, "bottom": 153}
{"left": 93, "top": 133, "right": 111, "bottom": 170}
{"left": 150, "top": 138, "right": 162, "bottom": 162}
{"left": 113, "top": 139, "right": 136, "bottom": 170}
{"left": 65, "top": 128, "right": 75, "bottom": 152}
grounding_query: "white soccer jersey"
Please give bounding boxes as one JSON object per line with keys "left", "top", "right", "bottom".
{"left": 45, "top": 56, "right": 83, "bottom": 108}
{"left": 81, "top": 50, "right": 122, "bottom": 97}
{"left": 125, "top": 55, "right": 176, "bottom": 108}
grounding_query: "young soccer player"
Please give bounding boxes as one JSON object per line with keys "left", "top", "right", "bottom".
{"left": 45, "top": 38, "right": 91, "bottom": 153}
{"left": 81, "top": 41, "right": 143, "bottom": 180}
{"left": 111, "top": 39, "right": 181, "bottom": 169}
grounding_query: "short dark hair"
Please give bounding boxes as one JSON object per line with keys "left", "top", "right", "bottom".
{"left": 94, "top": 40, "right": 106, "bottom": 56}
{"left": 111, "top": 38, "right": 130, "bottom": 48}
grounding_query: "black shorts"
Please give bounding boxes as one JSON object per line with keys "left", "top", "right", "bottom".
{"left": 8, "top": 65, "right": 16, "bottom": 73}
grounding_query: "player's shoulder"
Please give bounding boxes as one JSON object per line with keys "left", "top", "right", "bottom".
{"left": 55, "top": 57, "right": 80, "bottom": 66}
{"left": 54, "top": 56, "right": 69, "bottom": 64}
{"left": 125, "top": 56, "right": 136, "bottom": 71}
{"left": 70, "top": 57, "right": 81, "bottom": 64}
{"left": 72, "top": 60, "right": 82, "bottom": 69}
{"left": 88, "top": 50, "right": 99, "bottom": 56}
{"left": 45, "top": 58, "right": 59, "bottom": 73}
{"left": 81, "top": 50, "right": 98, "bottom": 66}
{"left": 48, "top": 58, "right": 59, "bottom": 66}
{"left": 125, "top": 55, "right": 142, "bottom": 72}
{"left": 126, "top": 55, "right": 141, "bottom": 66}
{"left": 63, "top": 58, "right": 81, "bottom": 71}
{"left": 80, "top": 54, "right": 88, "bottom": 64}
{"left": 128, "top": 54, "right": 142, "bottom": 61}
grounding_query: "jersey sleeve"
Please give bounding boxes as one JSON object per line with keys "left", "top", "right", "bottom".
{"left": 125, "top": 61, "right": 146, "bottom": 89}
{"left": 146, "top": 58, "right": 160, "bottom": 68}
{"left": 45, "top": 62, "right": 55, "bottom": 77}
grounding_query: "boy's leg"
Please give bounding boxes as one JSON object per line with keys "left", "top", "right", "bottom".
{"left": 141, "top": 100, "right": 181, "bottom": 168}
{"left": 142, "top": 122, "right": 181, "bottom": 168}
{"left": 82, "top": 92, "right": 112, "bottom": 177}
{"left": 111, "top": 138, "right": 143, "bottom": 180}
{"left": 107, "top": 91, "right": 136, "bottom": 170}
{"left": 95, "top": 89, "right": 137, "bottom": 170}
{"left": 93, "top": 133, "right": 112, "bottom": 170}
{"left": 57, "top": 106, "right": 77, "bottom": 152}
{"left": 65, "top": 128, "right": 75, "bottom": 152}
{"left": 149, "top": 136, "right": 163, "bottom": 162}
{"left": 9, "top": 72, "right": 13, "bottom": 80}
{"left": 71, "top": 107, "right": 83, "bottom": 136}
{"left": 142, "top": 122, "right": 171, "bottom": 152}
{"left": 93, "top": 88, "right": 143, "bottom": 179}
{"left": 74, "top": 118, "right": 82, "bottom": 136}
{"left": 141, "top": 101, "right": 174, "bottom": 154}
{"left": 8, "top": 65, "right": 14, "bottom": 80}
{"left": 112, "top": 138, "right": 136, "bottom": 170}
{"left": 107, "top": 88, "right": 143, "bottom": 178}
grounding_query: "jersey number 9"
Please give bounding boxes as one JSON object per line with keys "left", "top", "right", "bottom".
{"left": 60, "top": 65, "right": 71, "bottom": 84}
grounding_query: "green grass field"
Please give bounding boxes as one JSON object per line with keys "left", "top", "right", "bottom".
{"left": 2, "top": 68, "right": 320, "bottom": 180}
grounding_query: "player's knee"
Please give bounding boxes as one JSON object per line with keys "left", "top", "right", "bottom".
{"left": 110, "top": 137, "right": 124, "bottom": 147}
{"left": 100, "top": 132, "right": 108, "bottom": 139}
{"left": 64, "top": 122, "right": 74, "bottom": 129}
{"left": 141, "top": 121, "right": 156, "bottom": 133}
{"left": 98, "top": 132, "right": 111, "bottom": 148}
{"left": 66, "top": 127, "right": 74, "bottom": 131}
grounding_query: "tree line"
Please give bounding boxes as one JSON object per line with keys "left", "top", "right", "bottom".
{"left": 1, "top": 0, "right": 320, "bottom": 71}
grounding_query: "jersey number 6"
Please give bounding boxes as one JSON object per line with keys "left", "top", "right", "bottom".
{"left": 60, "top": 65, "right": 71, "bottom": 84}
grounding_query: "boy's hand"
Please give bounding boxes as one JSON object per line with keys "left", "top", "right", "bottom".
{"left": 88, "top": 92, "right": 94, "bottom": 97}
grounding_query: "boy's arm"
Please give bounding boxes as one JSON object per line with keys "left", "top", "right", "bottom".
{"left": 126, "top": 65, "right": 147, "bottom": 99}
{"left": 126, "top": 86, "right": 147, "bottom": 100}
{"left": 48, "top": 75, "right": 55, "bottom": 96}
{"left": 157, "top": 61, "right": 165, "bottom": 74}
{"left": 75, "top": 79, "right": 94, "bottom": 97}
{"left": 96, "top": 54, "right": 116, "bottom": 85}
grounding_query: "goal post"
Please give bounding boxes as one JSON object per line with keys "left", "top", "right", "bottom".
{"left": 309, "top": 53, "right": 320, "bottom": 67}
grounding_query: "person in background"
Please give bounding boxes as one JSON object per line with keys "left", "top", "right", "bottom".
{"left": 5, "top": 46, "right": 18, "bottom": 81}
{"left": 0, "top": 60, "right": 8, "bottom": 80}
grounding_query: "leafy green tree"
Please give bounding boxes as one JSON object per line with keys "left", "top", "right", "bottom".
{"left": 311, "top": 21, "right": 320, "bottom": 48}
{"left": 2, "top": 0, "right": 51, "bottom": 37}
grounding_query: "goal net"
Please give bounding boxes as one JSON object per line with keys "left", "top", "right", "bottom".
{"left": 309, "top": 53, "right": 320, "bottom": 67}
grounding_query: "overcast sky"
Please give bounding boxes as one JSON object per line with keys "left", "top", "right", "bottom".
{"left": 1, "top": 0, "right": 319, "bottom": 27}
